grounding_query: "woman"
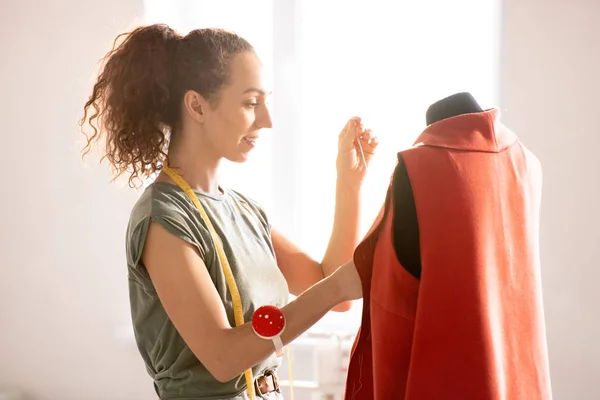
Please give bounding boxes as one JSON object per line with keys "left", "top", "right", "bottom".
{"left": 80, "top": 24, "right": 378, "bottom": 400}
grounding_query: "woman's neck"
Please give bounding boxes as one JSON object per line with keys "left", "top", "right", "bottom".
{"left": 160, "top": 143, "right": 222, "bottom": 195}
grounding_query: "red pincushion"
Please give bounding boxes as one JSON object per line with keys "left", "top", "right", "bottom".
{"left": 252, "top": 305, "right": 286, "bottom": 339}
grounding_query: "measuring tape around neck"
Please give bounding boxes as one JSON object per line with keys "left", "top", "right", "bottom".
{"left": 162, "top": 163, "right": 256, "bottom": 399}
{"left": 161, "top": 163, "right": 294, "bottom": 400}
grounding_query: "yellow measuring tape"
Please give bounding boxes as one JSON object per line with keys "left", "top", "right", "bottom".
{"left": 162, "top": 163, "right": 293, "bottom": 400}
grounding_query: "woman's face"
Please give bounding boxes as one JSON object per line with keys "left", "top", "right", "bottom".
{"left": 198, "top": 51, "right": 273, "bottom": 163}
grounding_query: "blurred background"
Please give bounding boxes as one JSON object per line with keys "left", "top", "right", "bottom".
{"left": 1, "top": 0, "right": 598, "bottom": 399}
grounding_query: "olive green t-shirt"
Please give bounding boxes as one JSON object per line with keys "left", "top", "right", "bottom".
{"left": 126, "top": 182, "right": 289, "bottom": 400}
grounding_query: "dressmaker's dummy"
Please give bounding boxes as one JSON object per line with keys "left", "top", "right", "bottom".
{"left": 344, "top": 93, "right": 552, "bottom": 400}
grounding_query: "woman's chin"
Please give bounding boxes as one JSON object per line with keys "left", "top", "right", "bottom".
{"left": 226, "top": 151, "right": 252, "bottom": 164}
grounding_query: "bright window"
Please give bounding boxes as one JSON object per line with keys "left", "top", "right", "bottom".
{"left": 144, "top": 0, "right": 500, "bottom": 334}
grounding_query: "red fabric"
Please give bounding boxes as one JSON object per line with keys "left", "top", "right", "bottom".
{"left": 344, "top": 109, "right": 552, "bottom": 400}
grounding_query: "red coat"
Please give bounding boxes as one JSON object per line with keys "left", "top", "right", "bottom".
{"left": 344, "top": 109, "right": 552, "bottom": 400}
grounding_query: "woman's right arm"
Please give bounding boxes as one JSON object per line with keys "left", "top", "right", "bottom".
{"left": 142, "top": 221, "right": 361, "bottom": 383}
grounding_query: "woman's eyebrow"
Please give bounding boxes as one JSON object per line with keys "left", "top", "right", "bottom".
{"left": 242, "top": 87, "right": 272, "bottom": 96}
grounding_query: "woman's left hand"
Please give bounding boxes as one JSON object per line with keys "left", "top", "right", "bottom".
{"left": 336, "top": 117, "right": 379, "bottom": 187}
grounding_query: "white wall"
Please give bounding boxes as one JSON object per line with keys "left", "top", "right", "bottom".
{"left": 1, "top": 0, "right": 598, "bottom": 399}
{"left": 501, "top": 1, "right": 600, "bottom": 399}
{"left": 0, "top": 1, "right": 155, "bottom": 399}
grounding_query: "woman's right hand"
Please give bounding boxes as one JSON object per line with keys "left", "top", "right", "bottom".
{"left": 331, "top": 259, "right": 363, "bottom": 302}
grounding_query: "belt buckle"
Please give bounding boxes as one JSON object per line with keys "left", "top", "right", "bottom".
{"left": 255, "top": 369, "right": 279, "bottom": 396}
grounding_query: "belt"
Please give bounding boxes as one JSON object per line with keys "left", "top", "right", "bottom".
{"left": 254, "top": 369, "right": 280, "bottom": 397}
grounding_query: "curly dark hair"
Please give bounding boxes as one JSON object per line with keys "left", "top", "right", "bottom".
{"left": 80, "top": 24, "right": 254, "bottom": 187}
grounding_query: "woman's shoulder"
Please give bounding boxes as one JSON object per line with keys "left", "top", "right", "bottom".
{"left": 127, "top": 182, "right": 205, "bottom": 245}
{"left": 126, "top": 182, "right": 207, "bottom": 267}
{"left": 130, "top": 182, "right": 193, "bottom": 223}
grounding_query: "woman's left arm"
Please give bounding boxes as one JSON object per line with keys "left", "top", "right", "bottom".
{"left": 272, "top": 117, "right": 378, "bottom": 311}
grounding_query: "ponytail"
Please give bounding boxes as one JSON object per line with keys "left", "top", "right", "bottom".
{"left": 80, "top": 24, "right": 180, "bottom": 187}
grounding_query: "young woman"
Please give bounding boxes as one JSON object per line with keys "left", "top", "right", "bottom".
{"left": 80, "top": 24, "right": 378, "bottom": 400}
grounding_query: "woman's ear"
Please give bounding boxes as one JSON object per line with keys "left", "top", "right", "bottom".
{"left": 183, "top": 90, "right": 207, "bottom": 123}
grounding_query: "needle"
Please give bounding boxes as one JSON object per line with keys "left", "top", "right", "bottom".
{"left": 356, "top": 134, "right": 368, "bottom": 172}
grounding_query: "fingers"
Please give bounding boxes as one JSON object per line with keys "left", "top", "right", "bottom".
{"left": 357, "top": 129, "right": 379, "bottom": 155}
{"left": 339, "top": 117, "right": 379, "bottom": 163}
{"left": 339, "top": 117, "right": 362, "bottom": 143}
{"left": 338, "top": 117, "right": 363, "bottom": 153}
{"left": 349, "top": 116, "right": 362, "bottom": 127}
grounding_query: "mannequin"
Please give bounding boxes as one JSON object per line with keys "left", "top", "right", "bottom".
{"left": 343, "top": 93, "right": 552, "bottom": 399}
{"left": 392, "top": 92, "right": 483, "bottom": 278}
{"left": 425, "top": 91, "right": 483, "bottom": 125}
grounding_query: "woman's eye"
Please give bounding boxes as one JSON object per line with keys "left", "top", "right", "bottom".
{"left": 246, "top": 102, "right": 259, "bottom": 108}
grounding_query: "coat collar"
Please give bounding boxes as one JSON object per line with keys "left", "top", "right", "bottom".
{"left": 412, "top": 108, "right": 517, "bottom": 152}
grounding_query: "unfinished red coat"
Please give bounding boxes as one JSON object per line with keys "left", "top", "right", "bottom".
{"left": 344, "top": 109, "right": 552, "bottom": 400}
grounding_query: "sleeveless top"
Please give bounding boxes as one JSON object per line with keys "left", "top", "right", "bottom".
{"left": 126, "top": 182, "right": 289, "bottom": 400}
